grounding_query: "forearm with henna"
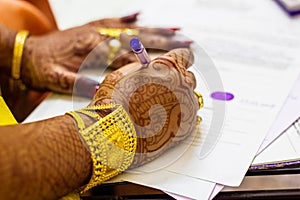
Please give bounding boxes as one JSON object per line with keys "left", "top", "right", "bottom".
{"left": 0, "top": 115, "right": 92, "bottom": 200}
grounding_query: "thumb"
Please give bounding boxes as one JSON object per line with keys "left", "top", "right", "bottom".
{"left": 74, "top": 76, "right": 99, "bottom": 98}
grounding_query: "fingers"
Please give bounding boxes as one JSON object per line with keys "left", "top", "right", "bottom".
{"left": 46, "top": 67, "right": 99, "bottom": 98}
{"left": 184, "top": 70, "right": 197, "bottom": 89}
{"left": 88, "top": 12, "right": 139, "bottom": 28}
{"left": 109, "top": 50, "right": 137, "bottom": 69}
{"left": 93, "top": 69, "right": 126, "bottom": 102}
{"left": 116, "top": 62, "right": 141, "bottom": 76}
{"left": 74, "top": 76, "right": 99, "bottom": 98}
{"left": 155, "top": 48, "right": 194, "bottom": 70}
{"left": 87, "top": 17, "right": 136, "bottom": 29}
{"left": 151, "top": 48, "right": 196, "bottom": 88}
{"left": 120, "top": 12, "right": 140, "bottom": 23}
{"left": 138, "top": 34, "right": 191, "bottom": 51}
{"left": 119, "top": 30, "right": 192, "bottom": 51}
{"left": 83, "top": 13, "right": 193, "bottom": 68}
{"left": 80, "top": 40, "right": 140, "bottom": 70}
{"left": 138, "top": 27, "right": 179, "bottom": 36}
{"left": 86, "top": 15, "right": 192, "bottom": 51}
{"left": 111, "top": 48, "right": 195, "bottom": 87}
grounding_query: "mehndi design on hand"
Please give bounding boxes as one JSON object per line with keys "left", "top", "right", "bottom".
{"left": 93, "top": 48, "right": 199, "bottom": 168}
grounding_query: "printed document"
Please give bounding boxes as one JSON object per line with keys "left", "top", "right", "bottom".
{"left": 39, "top": 0, "right": 300, "bottom": 199}
{"left": 123, "top": 0, "right": 300, "bottom": 186}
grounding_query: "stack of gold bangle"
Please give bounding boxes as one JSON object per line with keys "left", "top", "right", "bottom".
{"left": 66, "top": 104, "right": 137, "bottom": 194}
{"left": 10, "top": 30, "right": 29, "bottom": 91}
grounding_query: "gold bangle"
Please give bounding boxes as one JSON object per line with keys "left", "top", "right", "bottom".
{"left": 9, "top": 30, "right": 29, "bottom": 92}
{"left": 66, "top": 104, "right": 137, "bottom": 194}
{"left": 11, "top": 30, "right": 29, "bottom": 80}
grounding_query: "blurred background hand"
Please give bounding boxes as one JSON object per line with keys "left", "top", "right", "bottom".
{"left": 21, "top": 13, "right": 192, "bottom": 97}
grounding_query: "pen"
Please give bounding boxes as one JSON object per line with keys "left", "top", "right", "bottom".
{"left": 95, "top": 38, "right": 150, "bottom": 96}
{"left": 130, "top": 38, "right": 151, "bottom": 65}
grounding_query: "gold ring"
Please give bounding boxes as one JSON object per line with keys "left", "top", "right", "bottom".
{"left": 107, "top": 38, "right": 122, "bottom": 65}
{"left": 194, "top": 91, "right": 204, "bottom": 109}
{"left": 97, "top": 28, "right": 139, "bottom": 65}
{"left": 97, "top": 28, "right": 139, "bottom": 38}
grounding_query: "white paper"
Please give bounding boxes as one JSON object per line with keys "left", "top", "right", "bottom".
{"left": 220, "top": 119, "right": 300, "bottom": 193}
{"left": 121, "top": 0, "right": 300, "bottom": 187}
{"left": 118, "top": 171, "right": 215, "bottom": 200}
{"left": 253, "top": 118, "right": 300, "bottom": 165}
{"left": 213, "top": 79, "right": 300, "bottom": 196}
{"left": 162, "top": 182, "right": 223, "bottom": 200}
{"left": 35, "top": 0, "right": 300, "bottom": 199}
{"left": 257, "top": 74, "right": 300, "bottom": 153}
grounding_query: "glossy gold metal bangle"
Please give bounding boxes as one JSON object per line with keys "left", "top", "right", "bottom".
{"left": 11, "top": 30, "right": 29, "bottom": 80}
{"left": 67, "top": 104, "right": 137, "bottom": 194}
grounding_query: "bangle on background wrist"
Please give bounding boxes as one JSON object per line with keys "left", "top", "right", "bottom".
{"left": 10, "top": 30, "right": 29, "bottom": 91}
{"left": 66, "top": 104, "right": 137, "bottom": 194}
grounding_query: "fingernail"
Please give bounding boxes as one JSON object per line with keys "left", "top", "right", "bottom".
{"left": 167, "top": 27, "right": 181, "bottom": 31}
{"left": 94, "top": 84, "right": 100, "bottom": 94}
{"left": 88, "top": 83, "right": 100, "bottom": 98}
{"left": 183, "top": 40, "right": 194, "bottom": 45}
{"left": 74, "top": 78, "right": 99, "bottom": 98}
{"left": 121, "top": 12, "right": 140, "bottom": 23}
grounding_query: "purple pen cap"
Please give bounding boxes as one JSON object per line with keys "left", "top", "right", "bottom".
{"left": 130, "top": 38, "right": 143, "bottom": 53}
{"left": 130, "top": 37, "right": 151, "bottom": 65}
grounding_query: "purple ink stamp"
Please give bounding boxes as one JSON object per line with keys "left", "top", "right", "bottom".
{"left": 211, "top": 91, "right": 234, "bottom": 101}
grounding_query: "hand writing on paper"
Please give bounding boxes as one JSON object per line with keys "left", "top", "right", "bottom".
{"left": 92, "top": 48, "right": 198, "bottom": 168}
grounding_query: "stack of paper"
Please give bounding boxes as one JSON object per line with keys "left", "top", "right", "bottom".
{"left": 26, "top": 0, "right": 300, "bottom": 199}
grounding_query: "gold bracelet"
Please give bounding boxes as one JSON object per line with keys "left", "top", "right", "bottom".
{"left": 66, "top": 104, "right": 137, "bottom": 194}
{"left": 10, "top": 30, "right": 29, "bottom": 92}
{"left": 11, "top": 30, "right": 29, "bottom": 79}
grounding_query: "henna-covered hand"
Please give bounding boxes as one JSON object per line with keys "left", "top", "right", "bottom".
{"left": 92, "top": 48, "right": 198, "bottom": 168}
{"left": 20, "top": 13, "right": 191, "bottom": 97}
